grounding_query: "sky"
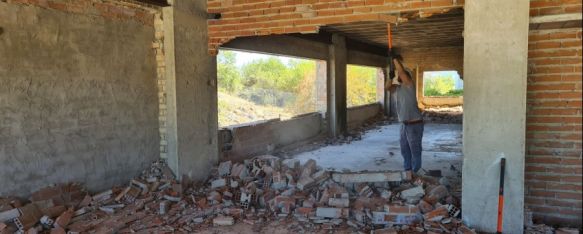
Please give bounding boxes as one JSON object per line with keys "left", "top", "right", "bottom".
{"left": 221, "top": 50, "right": 297, "bottom": 68}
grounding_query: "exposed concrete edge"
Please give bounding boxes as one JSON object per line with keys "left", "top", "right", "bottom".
{"left": 221, "top": 34, "right": 387, "bottom": 68}
{"left": 221, "top": 35, "right": 328, "bottom": 60}
{"left": 347, "top": 49, "right": 386, "bottom": 68}
{"left": 347, "top": 102, "right": 382, "bottom": 111}
{"left": 331, "top": 171, "right": 405, "bottom": 183}
{"left": 530, "top": 13, "right": 582, "bottom": 24}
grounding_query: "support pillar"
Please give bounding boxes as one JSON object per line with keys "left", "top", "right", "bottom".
{"left": 461, "top": 0, "right": 529, "bottom": 233}
{"left": 382, "top": 65, "right": 392, "bottom": 117}
{"left": 326, "top": 34, "right": 347, "bottom": 137}
{"left": 315, "top": 60, "right": 327, "bottom": 114}
{"left": 376, "top": 68, "right": 386, "bottom": 112}
{"left": 162, "top": 0, "right": 218, "bottom": 180}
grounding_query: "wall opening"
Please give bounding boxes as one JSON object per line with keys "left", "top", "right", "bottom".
{"left": 423, "top": 71, "right": 463, "bottom": 97}
{"left": 347, "top": 65, "right": 379, "bottom": 107}
{"left": 217, "top": 49, "right": 323, "bottom": 128}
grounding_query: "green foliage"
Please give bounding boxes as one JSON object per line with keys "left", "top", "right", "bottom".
{"left": 218, "top": 51, "right": 385, "bottom": 126}
{"left": 241, "top": 57, "right": 306, "bottom": 93}
{"left": 217, "top": 51, "right": 243, "bottom": 92}
{"left": 347, "top": 65, "right": 378, "bottom": 107}
{"left": 424, "top": 75, "right": 462, "bottom": 97}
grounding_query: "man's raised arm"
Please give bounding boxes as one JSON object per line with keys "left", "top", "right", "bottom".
{"left": 393, "top": 58, "right": 413, "bottom": 86}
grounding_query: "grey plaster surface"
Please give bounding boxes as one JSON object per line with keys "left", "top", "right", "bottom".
{"left": 163, "top": 0, "right": 218, "bottom": 180}
{"left": 462, "top": 0, "right": 529, "bottom": 232}
{"left": 292, "top": 123, "right": 463, "bottom": 178}
{"left": 0, "top": 3, "right": 159, "bottom": 196}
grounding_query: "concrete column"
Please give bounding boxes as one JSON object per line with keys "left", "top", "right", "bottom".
{"left": 376, "top": 68, "right": 385, "bottom": 110}
{"left": 326, "top": 34, "right": 347, "bottom": 137}
{"left": 461, "top": 0, "right": 529, "bottom": 233}
{"left": 381, "top": 67, "right": 390, "bottom": 116}
{"left": 315, "top": 60, "right": 327, "bottom": 114}
{"left": 162, "top": 1, "right": 218, "bottom": 181}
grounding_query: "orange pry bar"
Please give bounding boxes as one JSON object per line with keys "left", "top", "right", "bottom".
{"left": 387, "top": 23, "right": 393, "bottom": 49}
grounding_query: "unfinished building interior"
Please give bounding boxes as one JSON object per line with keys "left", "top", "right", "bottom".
{"left": 0, "top": 0, "right": 581, "bottom": 233}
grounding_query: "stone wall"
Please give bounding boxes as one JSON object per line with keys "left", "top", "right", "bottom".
{"left": 0, "top": 1, "right": 160, "bottom": 196}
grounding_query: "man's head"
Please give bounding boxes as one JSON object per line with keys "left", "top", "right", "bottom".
{"left": 393, "top": 54, "right": 403, "bottom": 63}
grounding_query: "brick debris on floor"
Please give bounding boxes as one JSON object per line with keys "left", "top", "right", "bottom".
{"left": 0, "top": 157, "right": 573, "bottom": 234}
{"left": 422, "top": 106, "right": 462, "bottom": 124}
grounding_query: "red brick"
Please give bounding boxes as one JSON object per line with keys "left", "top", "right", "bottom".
{"left": 431, "top": 0, "right": 452, "bottom": 7}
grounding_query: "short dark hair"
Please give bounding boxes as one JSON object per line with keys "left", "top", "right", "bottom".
{"left": 393, "top": 54, "right": 403, "bottom": 62}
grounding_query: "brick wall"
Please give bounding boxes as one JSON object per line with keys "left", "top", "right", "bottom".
{"left": 153, "top": 13, "right": 168, "bottom": 159}
{"left": 530, "top": 0, "right": 583, "bottom": 17}
{"left": 206, "top": 0, "right": 465, "bottom": 54}
{"left": 526, "top": 28, "right": 582, "bottom": 226}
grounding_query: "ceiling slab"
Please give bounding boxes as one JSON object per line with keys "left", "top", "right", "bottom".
{"left": 322, "top": 8, "right": 464, "bottom": 49}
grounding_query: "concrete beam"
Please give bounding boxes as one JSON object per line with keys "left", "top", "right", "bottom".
{"left": 530, "top": 13, "right": 582, "bottom": 24}
{"left": 221, "top": 34, "right": 387, "bottom": 68}
{"left": 221, "top": 35, "right": 328, "bottom": 60}
{"left": 462, "top": 0, "right": 529, "bottom": 233}
{"left": 347, "top": 49, "right": 386, "bottom": 68}
{"left": 163, "top": 1, "right": 218, "bottom": 180}
{"left": 327, "top": 34, "right": 348, "bottom": 137}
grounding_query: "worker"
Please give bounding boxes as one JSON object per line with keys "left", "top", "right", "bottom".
{"left": 386, "top": 55, "right": 424, "bottom": 181}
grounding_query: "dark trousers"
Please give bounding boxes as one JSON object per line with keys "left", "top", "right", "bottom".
{"left": 400, "top": 123, "right": 424, "bottom": 172}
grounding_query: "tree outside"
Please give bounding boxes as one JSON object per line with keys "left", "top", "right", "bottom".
{"left": 423, "top": 71, "right": 463, "bottom": 97}
{"left": 217, "top": 51, "right": 382, "bottom": 127}
{"left": 347, "top": 65, "right": 378, "bottom": 107}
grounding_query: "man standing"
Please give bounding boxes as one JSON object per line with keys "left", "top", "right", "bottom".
{"left": 386, "top": 56, "right": 424, "bottom": 180}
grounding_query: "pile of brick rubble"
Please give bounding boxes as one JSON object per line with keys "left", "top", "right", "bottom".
{"left": 0, "top": 157, "right": 475, "bottom": 233}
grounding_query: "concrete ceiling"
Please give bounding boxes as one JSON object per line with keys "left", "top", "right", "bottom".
{"left": 134, "top": 0, "right": 169, "bottom": 6}
{"left": 322, "top": 8, "right": 464, "bottom": 49}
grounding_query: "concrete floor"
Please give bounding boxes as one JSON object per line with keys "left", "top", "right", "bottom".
{"left": 292, "top": 123, "right": 463, "bottom": 178}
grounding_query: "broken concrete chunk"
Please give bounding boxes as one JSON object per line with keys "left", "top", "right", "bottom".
{"left": 211, "top": 178, "right": 227, "bottom": 189}
{"left": 282, "top": 159, "right": 300, "bottom": 169}
{"left": 400, "top": 186, "right": 425, "bottom": 204}
{"left": 311, "top": 170, "right": 330, "bottom": 184}
{"left": 315, "top": 207, "right": 348, "bottom": 218}
{"left": 372, "top": 211, "right": 389, "bottom": 224}
{"left": 271, "top": 171, "right": 287, "bottom": 190}
{"left": 380, "top": 189, "right": 392, "bottom": 199}
{"left": 159, "top": 201, "right": 169, "bottom": 215}
{"left": 92, "top": 190, "right": 113, "bottom": 203}
{"left": 163, "top": 195, "right": 181, "bottom": 202}
{"left": 300, "top": 159, "right": 316, "bottom": 178}
{"left": 218, "top": 161, "right": 232, "bottom": 176}
{"left": 296, "top": 175, "right": 315, "bottom": 191}
{"left": 131, "top": 179, "right": 149, "bottom": 194}
{"left": 332, "top": 171, "right": 403, "bottom": 183}
{"left": 328, "top": 198, "right": 349, "bottom": 208}
{"left": 213, "top": 216, "right": 234, "bottom": 226}
{"left": 0, "top": 208, "right": 20, "bottom": 223}
{"left": 384, "top": 213, "right": 422, "bottom": 225}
